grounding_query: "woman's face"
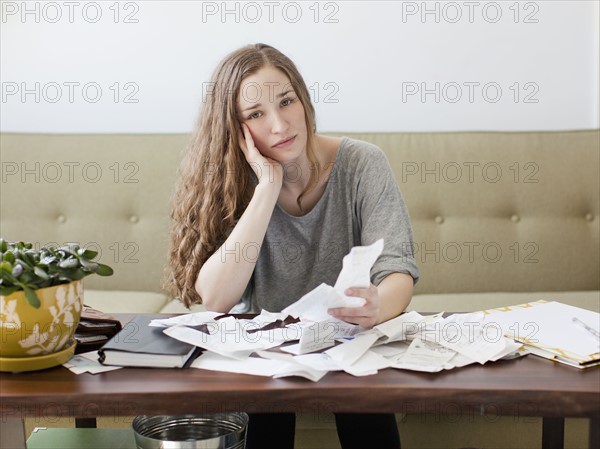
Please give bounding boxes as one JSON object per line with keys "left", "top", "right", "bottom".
{"left": 237, "top": 66, "right": 307, "bottom": 163}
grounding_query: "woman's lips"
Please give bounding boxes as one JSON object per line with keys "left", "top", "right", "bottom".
{"left": 273, "top": 136, "right": 296, "bottom": 149}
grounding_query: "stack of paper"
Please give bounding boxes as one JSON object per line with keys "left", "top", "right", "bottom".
{"left": 480, "top": 300, "right": 600, "bottom": 369}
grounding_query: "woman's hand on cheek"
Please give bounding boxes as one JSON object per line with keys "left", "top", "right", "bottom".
{"left": 327, "top": 283, "right": 381, "bottom": 328}
{"left": 238, "top": 123, "right": 283, "bottom": 187}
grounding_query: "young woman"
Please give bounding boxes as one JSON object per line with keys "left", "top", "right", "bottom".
{"left": 166, "top": 43, "right": 419, "bottom": 449}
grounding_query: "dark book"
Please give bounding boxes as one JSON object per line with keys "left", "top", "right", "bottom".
{"left": 75, "top": 305, "right": 123, "bottom": 354}
{"left": 98, "top": 315, "right": 201, "bottom": 368}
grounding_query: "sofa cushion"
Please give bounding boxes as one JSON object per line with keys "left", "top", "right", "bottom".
{"left": 408, "top": 291, "right": 600, "bottom": 313}
{"left": 84, "top": 290, "right": 170, "bottom": 314}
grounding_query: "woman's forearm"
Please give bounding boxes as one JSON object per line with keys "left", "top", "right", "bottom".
{"left": 376, "top": 272, "right": 414, "bottom": 323}
{"left": 196, "top": 182, "right": 281, "bottom": 312}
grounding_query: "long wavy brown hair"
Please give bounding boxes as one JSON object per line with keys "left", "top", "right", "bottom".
{"left": 164, "top": 43, "right": 319, "bottom": 307}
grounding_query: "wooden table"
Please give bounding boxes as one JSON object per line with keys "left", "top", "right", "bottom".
{"left": 1, "top": 315, "right": 599, "bottom": 449}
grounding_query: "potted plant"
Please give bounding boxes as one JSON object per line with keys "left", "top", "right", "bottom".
{"left": 0, "top": 239, "right": 113, "bottom": 371}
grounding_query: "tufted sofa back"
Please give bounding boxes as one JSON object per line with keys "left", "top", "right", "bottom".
{"left": 1, "top": 131, "right": 598, "bottom": 296}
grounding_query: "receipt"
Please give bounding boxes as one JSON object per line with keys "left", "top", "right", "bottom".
{"left": 331, "top": 239, "right": 384, "bottom": 307}
{"left": 281, "top": 240, "right": 385, "bottom": 321}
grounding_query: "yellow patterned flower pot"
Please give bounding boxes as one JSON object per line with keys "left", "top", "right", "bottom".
{"left": 0, "top": 280, "right": 83, "bottom": 371}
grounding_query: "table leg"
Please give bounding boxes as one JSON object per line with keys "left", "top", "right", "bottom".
{"left": 0, "top": 418, "right": 26, "bottom": 449}
{"left": 590, "top": 417, "right": 599, "bottom": 449}
{"left": 542, "top": 417, "right": 564, "bottom": 449}
{"left": 75, "top": 418, "right": 97, "bottom": 428}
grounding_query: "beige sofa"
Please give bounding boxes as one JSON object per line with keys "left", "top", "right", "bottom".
{"left": 1, "top": 130, "right": 598, "bottom": 448}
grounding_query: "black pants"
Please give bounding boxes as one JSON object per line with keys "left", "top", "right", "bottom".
{"left": 245, "top": 412, "right": 401, "bottom": 449}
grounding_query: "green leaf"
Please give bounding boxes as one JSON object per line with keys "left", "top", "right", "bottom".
{"left": 0, "top": 268, "right": 19, "bottom": 285}
{"left": 96, "top": 263, "right": 114, "bottom": 276}
{"left": 0, "top": 261, "right": 13, "bottom": 274}
{"left": 19, "top": 272, "right": 35, "bottom": 284}
{"left": 59, "top": 246, "right": 77, "bottom": 256}
{"left": 59, "top": 258, "right": 79, "bottom": 269}
{"left": 0, "top": 285, "right": 20, "bottom": 296}
{"left": 15, "top": 258, "right": 32, "bottom": 271}
{"left": 80, "top": 249, "right": 98, "bottom": 260}
{"left": 3, "top": 252, "right": 15, "bottom": 263}
{"left": 34, "top": 266, "right": 49, "bottom": 280}
{"left": 79, "top": 258, "right": 99, "bottom": 271}
{"left": 22, "top": 285, "right": 41, "bottom": 308}
{"left": 62, "top": 268, "right": 87, "bottom": 281}
{"left": 39, "top": 255, "right": 56, "bottom": 265}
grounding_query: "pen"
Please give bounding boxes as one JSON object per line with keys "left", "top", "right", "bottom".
{"left": 572, "top": 317, "right": 600, "bottom": 339}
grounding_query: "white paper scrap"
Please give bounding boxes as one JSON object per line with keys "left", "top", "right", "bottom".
{"left": 63, "top": 351, "right": 122, "bottom": 374}
{"left": 298, "top": 319, "right": 340, "bottom": 354}
{"left": 293, "top": 353, "right": 344, "bottom": 372}
{"left": 282, "top": 283, "right": 337, "bottom": 322}
{"left": 163, "top": 322, "right": 283, "bottom": 360}
{"left": 392, "top": 338, "right": 457, "bottom": 373}
{"left": 489, "top": 339, "right": 524, "bottom": 362}
{"left": 325, "top": 331, "right": 381, "bottom": 366}
{"left": 431, "top": 312, "right": 508, "bottom": 364}
{"left": 250, "top": 310, "right": 291, "bottom": 326}
{"left": 332, "top": 239, "right": 384, "bottom": 307}
{"left": 374, "top": 310, "right": 425, "bottom": 343}
{"left": 272, "top": 362, "right": 328, "bottom": 382}
{"left": 149, "top": 311, "right": 221, "bottom": 328}
{"left": 280, "top": 342, "right": 302, "bottom": 355}
{"left": 191, "top": 351, "right": 283, "bottom": 377}
{"left": 443, "top": 352, "right": 477, "bottom": 370}
{"left": 343, "top": 350, "right": 392, "bottom": 376}
{"left": 370, "top": 341, "right": 411, "bottom": 360}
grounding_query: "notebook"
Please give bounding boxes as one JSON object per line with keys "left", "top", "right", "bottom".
{"left": 98, "top": 315, "right": 202, "bottom": 368}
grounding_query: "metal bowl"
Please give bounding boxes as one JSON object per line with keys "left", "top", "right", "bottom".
{"left": 132, "top": 413, "right": 249, "bottom": 449}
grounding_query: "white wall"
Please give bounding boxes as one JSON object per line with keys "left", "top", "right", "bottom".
{"left": 1, "top": 0, "right": 598, "bottom": 133}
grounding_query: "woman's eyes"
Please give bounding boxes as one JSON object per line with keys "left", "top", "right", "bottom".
{"left": 245, "top": 97, "right": 296, "bottom": 120}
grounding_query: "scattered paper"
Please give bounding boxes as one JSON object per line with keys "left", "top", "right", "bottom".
{"left": 191, "top": 351, "right": 282, "bottom": 377}
{"left": 163, "top": 318, "right": 290, "bottom": 360}
{"left": 149, "top": 311, "right": 221, "bottom": 328}
{"left": 343, "top": 350, "right": 391, "bottom": 376}
{"left": 282, "top": 283, "right": 338, "bottom": 322}
{"left": 295, "top": 319, "right": 360, "bottom": 355}
{"left": 392, "top": 338, "right": 457, "bottom": 373}
{"left": 374, "top": 310, "right": 425, "bottom": 343}
{"left": 434, "top": 312, "right": 508, "bottom": 364}
{"left": 298, "top": 319, "right": 340, "bottom": 354}
{"left": 63, "top": 351, "right": 122, "bottom": 374}
{"left": 325, "top": 331, "right": 381, "bottom": 367}
{"left": 256, "top": 350, "right": 329, "bottom": 382}
{"left": 74, "top": 239, "right": 541, "bottom": 380}
{"left": 370, "top": 341, "right": 411, "bottom": 360}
